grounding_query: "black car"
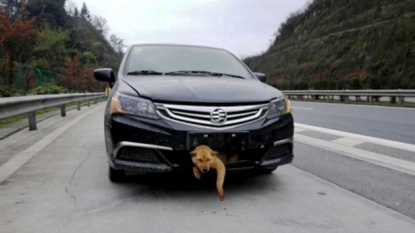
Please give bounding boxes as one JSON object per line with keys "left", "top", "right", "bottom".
{"left": 94, "top": 44, "right": 294, "bottom": 182}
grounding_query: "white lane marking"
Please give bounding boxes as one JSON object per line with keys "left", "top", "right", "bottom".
{"left": 294, "top": 128, "right": 308, "bottom": 133}
{"left": 295, "top": 123, "right": 415, "bottom": 153}
{"left": 331, "top": 137, "right": 365, "bottom": 147}
{"left": 0, "top": 105, "right": 104, "bottom": 184}
{"left": 291, "top": 107, "right": 314, "bottom": 110}
{"left": 291, "top": 100, "right": 415, "bottom": 111}
{"left": 295, "top": 134, "right": 415, "bottom": 177}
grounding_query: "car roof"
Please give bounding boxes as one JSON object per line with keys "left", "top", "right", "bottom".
{"left": 129, "top": 43, "right": 228, "bottom": 52}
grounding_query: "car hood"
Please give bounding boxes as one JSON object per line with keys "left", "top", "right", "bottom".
{"left": 121, "top": 76, "right": 282, "bottom": 104}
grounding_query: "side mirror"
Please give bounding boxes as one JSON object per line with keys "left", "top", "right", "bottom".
{"left": 94, "top": 68, "right": 116, "bottom": 83}
{"left": 253, "top": 72, "right": 266, "bottom": 83}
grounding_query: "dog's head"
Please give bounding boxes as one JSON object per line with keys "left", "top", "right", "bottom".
{"left": 190, "top": 145, "right": 218, "bottom": 173}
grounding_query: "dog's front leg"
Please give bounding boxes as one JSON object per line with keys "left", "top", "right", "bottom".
{"left": 193, "top": 166, "right": 201, "bottom": 180}
{"left": 215, "top": 162, "right": 226, "bottom": 201}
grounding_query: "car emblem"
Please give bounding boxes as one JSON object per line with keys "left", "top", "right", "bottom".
{"left": 210, "top": 108, "right": 227, "bottom": 125}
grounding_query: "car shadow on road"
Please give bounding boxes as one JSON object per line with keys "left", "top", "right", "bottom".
{"left": 118, "top": 169, "right": 282, "bottom": 199}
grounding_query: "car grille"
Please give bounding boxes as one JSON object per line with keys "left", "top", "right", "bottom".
{"left": 155, "top": 103, "right": 269, "bottom": 129}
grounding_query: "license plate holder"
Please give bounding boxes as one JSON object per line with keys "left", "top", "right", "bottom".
{"left": 187, "top": 132, "right": 250, "bottom": 150}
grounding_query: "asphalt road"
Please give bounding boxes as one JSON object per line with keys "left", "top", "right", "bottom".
{"left": 1, "top": 103, "right": 415, "bottom": 233}
{"left": 293, "top": 142, "right": 415, "bottom": 219}
{"left": 291, "top": 101, "right": 415, "bottom": 144}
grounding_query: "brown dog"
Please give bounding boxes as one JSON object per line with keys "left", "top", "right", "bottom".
{"left": 190, "top": 145, "right": 226, "bottom": 201}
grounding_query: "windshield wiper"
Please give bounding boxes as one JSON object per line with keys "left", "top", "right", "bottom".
{"left": 165, "top": 70, "right": 245, "bottom": 79}
{"left": 127, "top": 70, "right": 164, "bottom": 75}
{"left": 212, "top": 72, "right": 246, "bottom": 79}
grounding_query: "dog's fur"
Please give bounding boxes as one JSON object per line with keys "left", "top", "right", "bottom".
{"left": 190, "top": 145, "right": 228, "bottom": 201}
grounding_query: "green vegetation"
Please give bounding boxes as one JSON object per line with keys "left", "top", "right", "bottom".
{"left": 244, "top": 0, "right": 415, "bottom": 90}
{"left": 0, "top": 0, "right": 124, "bottom": 96}
{"left": 29, "top": 84, "right": 67, "bottom": 95}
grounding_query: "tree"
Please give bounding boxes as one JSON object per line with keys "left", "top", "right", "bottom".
{"left": 82, "top": 68, "right": 94, "bottom": 91}
{"left": 92, "top": 15, "right": 109, "bottom": 37}
{"left": 31, "top": 26, "right": 69, "bottom": 72}
{"left": 64, "top": 0, "right": 77, "bottom": 17}
{"left": 63, "top": 55, "right": 82, "bottom": 90}
{"left": 26, "top": 0, "right": 68, "bottom": 28}
{"left": 74, "top": 7, "right": 79, "bottom": 18}
{"left": 63, "top": 56, "right": 96, "bottom": 92}
{"left": 0, "top": 4, "right": 37, "bottom": 88}
{"left": 109, "top": 34, "right": 126, "bottom": 55}
{"left": 80, "top": 2, "right": 90, "bottom": 21}
{"left": 0, "top": 0, "right": 24, "bottom": 15}
{"left": 0, "top": 0, "right": 123, "bottom": 94}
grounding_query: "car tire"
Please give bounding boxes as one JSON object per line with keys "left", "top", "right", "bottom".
{"left": 108, "top": 166, "right": 125, "bottom": 182}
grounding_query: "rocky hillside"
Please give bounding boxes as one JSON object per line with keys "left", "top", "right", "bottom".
{"left": 244, "top": 0, "right": 415, "bottom": 90}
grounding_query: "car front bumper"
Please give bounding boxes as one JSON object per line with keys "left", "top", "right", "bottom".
{"left": 105, "top": 113, "right": 294, "bottom": 173}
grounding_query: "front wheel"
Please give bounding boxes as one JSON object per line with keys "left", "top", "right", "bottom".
{"left": 108, "top": 166, "right": 125, "bottom": 182}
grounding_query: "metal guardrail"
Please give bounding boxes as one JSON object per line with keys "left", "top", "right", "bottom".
{"left": 283, "top": 90, "right": 415, "bottom": 104}
{"left": 0, "top": 93, "right": 106, "bottom": 130}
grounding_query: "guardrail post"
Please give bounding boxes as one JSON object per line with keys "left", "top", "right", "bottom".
{"left": 28, "top": 112, "right": 37, "bottom": 131}
{"left": 60, "top": 105, "right": 66, "bottom": 117}
{"left": 390, "top": 96, "right": 396, "bottom": 104}
{"left": 340, "top": 96, "right": 350, "bottom": 103}
{"left": 94, "top": 98, "right": 98, "bottom": 104}
{"left": 87, "top": 100, "right": 90, "bottom": 107}
{"left": 356, "top": 96, "right": 360, "bottom": 102}
{"left": 77, "top": 101, "right": 81, "bottom": 111}
{"left": 398, "top": 97, "right": 405, "bottom": 105}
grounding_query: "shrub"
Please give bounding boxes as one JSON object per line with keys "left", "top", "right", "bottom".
{"left": 29, "top": 84, "right": 67, "bottom": 95}
{"left": 0, "top": 87, "right": 22, "bottom": 97}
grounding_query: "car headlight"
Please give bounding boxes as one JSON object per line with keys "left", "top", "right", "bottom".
{"left": 110, "top": 93, "right": 160, "bottom": 120}
{"left": 267, "top": 96, "right": 291, "bottom": 119}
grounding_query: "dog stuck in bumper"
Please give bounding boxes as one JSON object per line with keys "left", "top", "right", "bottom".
{"left": 190, "top": 145, "right": 236, "bottom": 201}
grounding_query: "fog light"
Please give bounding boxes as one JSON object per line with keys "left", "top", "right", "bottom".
{"left": 118, "top": 147, "right": 160, "bottom": 163}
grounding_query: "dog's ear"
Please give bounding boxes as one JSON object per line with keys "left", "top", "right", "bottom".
{"left": 211, "top": 150, "right": 219, "bottom": 157}
{"left": 190, "top": 150, "right": 197, "bottom": 157}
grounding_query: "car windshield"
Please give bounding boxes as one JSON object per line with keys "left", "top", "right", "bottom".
{"left": 125, "top": 45, "right": 254, "bottom": 79}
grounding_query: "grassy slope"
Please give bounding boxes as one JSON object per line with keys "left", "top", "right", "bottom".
{"left": 244, "top": 0, "right": 415, "bottom": 90}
